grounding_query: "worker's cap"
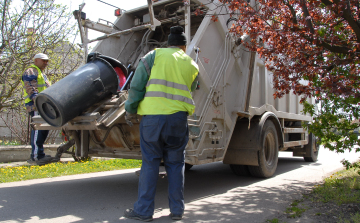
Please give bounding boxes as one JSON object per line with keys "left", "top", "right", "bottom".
{"left": 33, "top": 53, "right": 49, "bottom": 61}
{"left": 168, "top": 26, "right": 187, "bottom": 46}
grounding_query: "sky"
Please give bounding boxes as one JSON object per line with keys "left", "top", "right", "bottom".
{"left": 55, "top": 0, "right": 148, "bottom": 48}
{"left": 11, "top": 0, "right": 148, "bottom": 48}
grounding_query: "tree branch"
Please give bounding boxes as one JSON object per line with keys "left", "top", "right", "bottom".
{"left": 0, "top": 114, "right": 26, "bottom": 143}
{"left": 295, "top": 29, "right": 352, "bottom": 54}
{"left": 301, "top": 0, "right": 315, "bottom": 34}
{"left": 322, "top": 0, "right": 360, "bottom": 42}
{"left": 343, "top": 0, "right": 360, "bottom": 42}
{"left": 320, "top": 0, "right": 334, "bottom": 6}
{"left": 282, "top": 0, "right": 298, "bottom": 25}
{"left": 9, "top": 0, "right": 39, "bottom": 35}
{"left": 0, "top": 0, "right": 8, "bottom": 51}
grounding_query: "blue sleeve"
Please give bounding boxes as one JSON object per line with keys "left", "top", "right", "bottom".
{"left": 125, "top": 50, "right": 156, "bottom": 114}
{"left": 22, "top": 67, "right": 39, "bottom": 100}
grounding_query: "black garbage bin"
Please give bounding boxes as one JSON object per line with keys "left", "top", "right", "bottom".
{"left": 35, "top": 53, "right": 127, "bottom": 127}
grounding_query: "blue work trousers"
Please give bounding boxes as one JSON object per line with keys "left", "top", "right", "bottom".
{"left": 30, "top": 111, "right": 49, "bottom": 160}
{"left": 134, "top": 111, "right": 189, "bottom": 216}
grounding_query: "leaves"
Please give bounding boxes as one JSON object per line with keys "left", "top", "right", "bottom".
{"left": 0, "top": 0, "right": 83, "bottom": 111}
{"left": 0, "top": 0, "right": 84, "bottom": 143}
{"left": 211, "top": 15, "right": 219, "bottom": 22}
{"left": 220, "top": 0, "right": 360, "bottom": 155}
{"left": 194, "top": 8, "right": 204, "bottom": 16}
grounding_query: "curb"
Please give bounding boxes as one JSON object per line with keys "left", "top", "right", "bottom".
{"left": 0, "top": 144, "right": 73, "bottom": 163}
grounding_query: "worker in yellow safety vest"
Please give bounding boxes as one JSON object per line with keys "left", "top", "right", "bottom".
{"left": 21, "top": 53, "right": 55, "bottom": 165}
{"left": 123, "top": 26, "right": 199, "bottom": 222}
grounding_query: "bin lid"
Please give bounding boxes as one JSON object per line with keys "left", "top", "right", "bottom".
{"left": 87, "top": 53, "right": 128, "bottom": 77}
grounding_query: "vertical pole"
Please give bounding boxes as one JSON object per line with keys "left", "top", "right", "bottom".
{"left": 80, "top": 130, "right": 89, "bottom": 158}
{"left": 76, "top": 3, "right": 88, "bottom": 63}
{"left": 281, "top": 118, "right": 285, "bottom": 146}
{"left": 185, "top": 1, "right": 191, "bottom": 49}
{"left": 147, "top": 0, "right": 155, "bottom": 27}
{"left": 10, "top": 112, "right": 13, "bottom": 142}
{"left": 27, "top": 113, "right": 31, "bottom": 144}
{"left": 72, "top": 131, "right": 81, "bottom": 157}
{"left": 245, "top": 51, "right": 256, "bottom": 112}
{"left": 296, "top": 95, "right": 300, "bottom": 114}
{"left": 264, "top": 69, "right": 268, "bottom": 105}
{"left": 84, "top": 27, "right": 88, "bottom": 60}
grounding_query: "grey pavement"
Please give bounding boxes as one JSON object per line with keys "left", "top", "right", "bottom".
{"left": 0, "top": 146, "right": 359, "bottom": 223}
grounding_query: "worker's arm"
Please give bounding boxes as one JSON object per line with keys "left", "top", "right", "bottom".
{"left": 190, "top": 74, "right": 199, "bottom": 92}
{"left": 22, "top": 67, "right": 40, "bottom": 100}
{"left": 125, "top": 50, "right": 156, "bottom": 114}
{"left": 190, "top": 60, "right": 200, "bottom": 92}
{"left": 22, "top": 67, "right": 40, "bottom": 112}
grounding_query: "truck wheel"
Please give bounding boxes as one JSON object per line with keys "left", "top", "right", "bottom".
{"left": 248, "top": 120, "right": 279, "bottom": 178}
{"left": 185, "top": 163, "right": 193, "bottom": 171}
{"left": 303, "top": 133, "right": 319, "bottom": 162}
{"left": 230, "top": 164, "right": 251, "bottom": 176}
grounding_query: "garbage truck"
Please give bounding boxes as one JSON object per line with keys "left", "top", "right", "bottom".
{"left": 32, "top": 0, "right": 319, "bottom": 178}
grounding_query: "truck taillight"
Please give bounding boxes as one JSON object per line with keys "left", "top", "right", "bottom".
{"left": 115, "top": 8, "right": 122, "bottom": 17}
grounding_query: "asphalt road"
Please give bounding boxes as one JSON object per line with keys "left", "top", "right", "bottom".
{"left": 0, "top": 146, "right": 359, "bottom": 223}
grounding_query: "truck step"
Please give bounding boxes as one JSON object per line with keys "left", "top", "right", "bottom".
{"left": 283, "top": 140, "right": 308, "bottom": 147}
{"left": 283, "top": 128, "right": 306, "bottom": 133}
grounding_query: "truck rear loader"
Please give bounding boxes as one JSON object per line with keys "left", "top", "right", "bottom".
{"left": 32, "top": 0, "right": 319, "bottom": 178}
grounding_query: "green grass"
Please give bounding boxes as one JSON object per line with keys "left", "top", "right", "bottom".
{"left": 268, "top": 165, "right": 360, "bottom": 222}
{"left": 339, "top": 212, "right": 360, "bottom": 223}
{"left": 0, "top": 158, "right": 142, "bottom": 183}
{"left": 0, "top": 139, "right": 22, "bottom": 146}
{"left": 285, "top": 200, "right": 306, "bottom": 218}
{"left": 312, "top": 168, "right": 360, "bottom": 205}
{"left": 303, "top": 164, "right": 360, "bottom": 221}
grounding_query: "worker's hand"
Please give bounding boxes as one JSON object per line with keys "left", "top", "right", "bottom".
{"left": 125, "top": 111, "right": 138, "bottom": 127}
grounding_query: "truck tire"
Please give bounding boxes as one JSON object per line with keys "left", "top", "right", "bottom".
{"left": 303, "top": 133, "right": 319, "bottom": 162}
{"left": 230, "top": 164, "right": 251, "bottom": 176}
{"left": 248, "top": 120, "right": 279, "bottom": 178}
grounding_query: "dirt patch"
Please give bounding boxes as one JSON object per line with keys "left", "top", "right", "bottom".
{"left": 269, "top": 191, "right": 360, "bottom": 223}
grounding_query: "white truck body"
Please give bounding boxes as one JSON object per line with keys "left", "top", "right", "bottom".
{"left": 33, "top": 0, "right": 317, "bottom": 177}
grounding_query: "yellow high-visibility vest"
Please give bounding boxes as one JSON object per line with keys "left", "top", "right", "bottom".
{"left": 137, "top": 48, "right": 198, "bottom": 115}
{"left": 22, "top": 64, "right": 51, "bottom": 103}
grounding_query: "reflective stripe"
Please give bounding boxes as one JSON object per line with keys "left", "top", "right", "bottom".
{"left": 33, "top": 129, "right": 39, "bottom": 160}
{"left": 141, "top": 58, "right": 151, "bottom": 76}
{"left": 146, "top": 79, "right": 190, "bottom": 91}
{"left": 23, "top": 65, "right": 49, "bottom": 104}
{"left": 145, "top": 91, "right": 195, "bottom": 105}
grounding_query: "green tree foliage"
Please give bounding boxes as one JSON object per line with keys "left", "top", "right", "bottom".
{"left": 216, "top": 0, "right": 359, "bottom": 167}
{"left": 0, "top": 0, "right": 83, "bottom": 143}
{"left": 0, "top": 0, "right": 83, "bottom": 111}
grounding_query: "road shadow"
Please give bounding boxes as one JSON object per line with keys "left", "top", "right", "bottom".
{"left": 0, "top": 156, "right": 319, "bottom": 223}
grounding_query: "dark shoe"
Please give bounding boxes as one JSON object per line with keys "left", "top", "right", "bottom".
{"left": 124, "top": 209, "right": 153, "bottom": 222}
{"left": 27, "top": 155, "right": 51, "bottom": 164}
{"left": 170, "top": 213, "right": 183, "bottom": 220}
{"left": 27, "top": 158, "right": 36, "bottom": 165}
{"left": 36, "top": 156, "right": 55, "bottom": 166}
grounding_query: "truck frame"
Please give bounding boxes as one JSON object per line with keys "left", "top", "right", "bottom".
{"left": 33, "top": 0, "right": 318, "bottom": 178}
